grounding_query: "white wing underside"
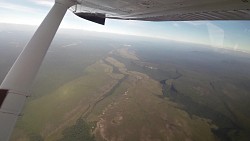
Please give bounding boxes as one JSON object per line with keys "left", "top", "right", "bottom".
{"left": 76, "top": 0, "right": 250, "bottom": 21}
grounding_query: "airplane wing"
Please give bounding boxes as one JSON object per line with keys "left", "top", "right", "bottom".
{"left": 0, "top": 0, "right": 250, "bottom": 140}
{"left": 73, "top": 0, "right": 250, "bottom": 23}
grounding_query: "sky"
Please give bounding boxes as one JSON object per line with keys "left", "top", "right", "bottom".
{"left": 0, "top": 0, "right": 250, "bottom": 52}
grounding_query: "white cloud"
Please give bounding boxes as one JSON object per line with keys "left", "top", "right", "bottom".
{"left": 233, "top": 44, "right": 238, "bottom": 51}
{"left": 0, "top": 1, "right": 37, "bottom": 13}
{"left": 29, "top": 0, "right": 54, "bottom": 7}
{"left": 172, "top": 22, "right": 179, "bottom": 27}
{"left": 181, "top": 21, "right": 209, "bottom": 26}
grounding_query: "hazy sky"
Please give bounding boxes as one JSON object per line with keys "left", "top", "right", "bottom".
{"left": 0, "top": 0, "right": 250, "bottom": 52}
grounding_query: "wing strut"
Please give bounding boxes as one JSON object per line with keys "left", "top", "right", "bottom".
{"left": 0, "top": 0, "right": 75, "bottom": 140}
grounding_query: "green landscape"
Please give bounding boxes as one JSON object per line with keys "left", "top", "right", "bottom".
{"left": 1, "top": 24, "right": 250, "bottom": 141}
{"left": 10, "top": 49, "right": 219, "bottom": 141}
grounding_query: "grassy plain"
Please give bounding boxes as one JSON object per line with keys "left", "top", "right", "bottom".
{"left": 11, "top": 61, "right": 116, "bottom": 140}
{"left": 114, "top": 45, "right": 250, "bottom": 141}
{"left": 11, "top": 48, "right": 219, "bottom": 141}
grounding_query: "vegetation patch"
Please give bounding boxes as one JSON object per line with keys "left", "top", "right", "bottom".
{"left": 59, "top": 118, "right": 95, "bottom": 141}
